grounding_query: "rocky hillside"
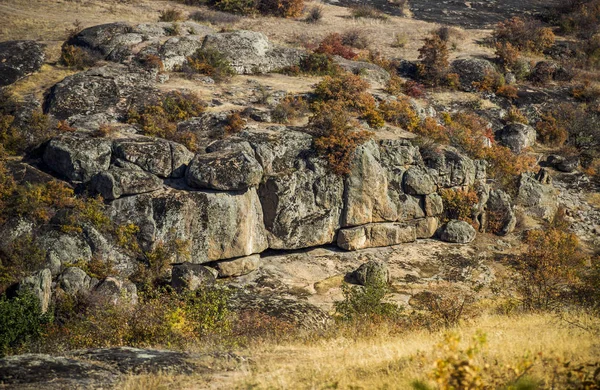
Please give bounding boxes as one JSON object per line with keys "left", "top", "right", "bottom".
{"left": 0, "top": 0, "right": 599, "bottom": 388}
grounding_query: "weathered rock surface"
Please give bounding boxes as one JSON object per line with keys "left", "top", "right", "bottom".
{"left": 186, "top": 149, "right": 263, "bottom": 191}
{"left": 58, "top": 267, "right": 98, "bottom": 296}
{"left": 44, "top": 64, "right": 156, "bottom": 121}
{"left": 413, "top": 217, "right": 439, "bottom": 238}
{"left": 171, "top": 262, "right": 216, "bottom": 292}
{"left": 337, "top": 223, "right": 416, "bottom": 250}
{"left": 91, "top": 164, "right": 163, "bottom": 200}
{"left": 213, "top": 254, "right": 260, "bottom": 277}
{"left": 93, "top": 276, "right": 138, "bottom": 305}
{"left": 43, "top": 134, "right": 112, "bottom": 182}
{"left": 422, "top": 146, "right": 478, "bottom": 188}
{"left": 486, "top": 189, "right": 516, "bottom": 235}
{"left": 451, "top": 58, "right": 497, "bottom": 92}
{"left": 36, "top": 230, "right": 93, "bottom": 275}
{"left": 496, "top": 123, "right": 536, "bottom": 154}
{"left": 438, "top": 220, "right": 476, "bottom": 243}
{"left": 403, "top": 165, "right": 437, "bottom": 195}
{"left": 18, "top": 269, "right": 52, "bottom": 313}
{"left": 334, "top": 56, "right": 391, "bottom": 87}
{"left": 109, "top": 188, "right": 268, "bottom": 263}
{"left": 0, "top": 40, "right": 45, "bottom": 86}
{"left": 201, "top": 30, "right": 303, "bottom": 74}
{"left": 354, "top": 260, "right": 389, "bottom": 286}
{"left": 113, "top": 137, "right": 193, "bottom": 178}
{"left": 517, "top": 169, "right": 558, "bottom": 221}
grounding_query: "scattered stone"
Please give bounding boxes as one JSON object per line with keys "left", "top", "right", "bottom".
{"left": 214, "top": 254, "right": 260, "bottom": 277}
{"left": 171, "top": 262, "right": 216, "bottom": 292}
{"left": 438, "top": 220, "right": 476, "bottom": 244}
{"left": 354, "top": 260, "right": 389, "bottom": 286}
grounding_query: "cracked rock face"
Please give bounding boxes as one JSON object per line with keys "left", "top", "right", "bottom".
{"left": 0, "top": 40, "right": 45, "bottom": 87}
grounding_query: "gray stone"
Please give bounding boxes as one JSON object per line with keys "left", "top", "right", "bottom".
{"left": 424, "top": 193, "right": 444, "bottom": 216}
{"left": 58, "top": 267, "right": 98, "bottom": 295}
{"left": 201, "top": 30, "right": 304, "bottom": 74}
{"left": 438, "top": 220, "right": 476, "bottom": 244}
{"left": 337, "top": 223, "right": 416, "bottom": 250}
{"left": 0, "top": 40, "right": 45, "bottom": 86}
{"left": 186, "top": 149, "right": 263, "bottom": 191}
{"left": 403, "top": 165, "right": 437, "bottom": 195}
{"left": 422, "top": 146, "right": 476, "bottom": 188}
{"left": 486, "top": 189, "right": 516, "bottom": 235}
{"left": 18, "top": 269, "right": 52, "bottom": 313}
{"left": 517, "top": 170, "right": 558, "bottom": 221}
{"left": 497, "top": 123, "right": 536, "bottom": 154}
{"left": 171, "top": 262, "right": 215, "bottom": 292}
{"left": 214, "top": 254, "right": 260, "bottom": 277}
{"left": 67, "top": 22, "right": 133, "bottom": 57}
{"left": 91, "top": 165, "right": 163, "bottom": 200}
{"left": 43, "top": 134, "right": 112, "bottom": 182}
{"left": 334, "top": 56, "right": 390, "bottom": 87}
{"left": 160, "top": 36, "right": 204, "bottom": 71}
{"left": 414, "top": 216, "right": 439, "bottom": 238}
{"left": 450, "top": 58, "right": 497, "bottom": 92}
{"left": 93, "top": 277, "right": 138, "bottom": 305}
{"left": 113, "top": 137, "right": 193, "bottom": 178}
{"left": 37, "top": 231, "right": 93, "bottom": 276}
{"left": 354, "top": 260, "right": 389, "bottom": 286}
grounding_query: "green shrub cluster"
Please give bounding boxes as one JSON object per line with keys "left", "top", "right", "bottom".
{"left": 185, "top": 48, "right": 236, "bottom": 82}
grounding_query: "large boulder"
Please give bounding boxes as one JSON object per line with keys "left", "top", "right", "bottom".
{"left": 337, "top": 223, "right": 416, "bottom": 250}
{"left": 213, "top": 254, "right": 260, "bottom": 277}
{"left": 0, "top": 40, "right": 46, "bottom": 86}
{"left": 58, "top": 267, "right": 99, "bottom": 296}
{"left": 185, "top": 149, "right": 263, "bottom": 191}
{"left": 43, "top": 134, "right": 112, "bottom": 182}
{"left": 113, "top": 137, "right": 193, "bottom": 178}
{"left": 438, "top": 220, "right": 476, "bottom": 244}
{"left": 171, "top": 262, "right": 215, "bottom": 292}
{"left": 496, "top": 123, "right": 536, "bottom": 154}
{"left": 486, "top": 189, "right": 516, "bottom": 235}
{"left": 36, "top": 230, "right": 93, "bottom": 276}
{"left": 450, "top": 58, "right": 497, "bottom": 92}
{"left": 422, "top": 146, "right": 477, "bottom": 188}
{"left": 354, "top": 260, "right": 389, "bottom": 286}
{"left": 93, "top": 277, "right": 138, "bottom": 305}
{"left": 516, "top": 169, "right": 558, "bottom": 221}
{"left": 18, "top": 269, "right": 52, "bottom": 313}
{"left": 91, "top": 164, "right": 163, "bottom": 200}
{"left": 158, "top": 36, "right": 204, "bottom": 71}
{"left": 259, "top": 162, "right": 344, "bottom": 249}
{"left": 67, "top": 22, "right": 134, "bottom": 57}
{"left": 334, "top": 56, "right": 390, "bottom": 87}
{"left": 109, "top": 188, "right": 268, "bottom": 263}
{"left": 44, "top": 64, "right": 156, "bottom": 121}
{"left": 201, "top": 30, "right": 304, "bottom": 74}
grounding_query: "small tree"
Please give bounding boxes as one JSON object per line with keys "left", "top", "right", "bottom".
{"left": 417, "top": 33, "right": 450, "bottom": 86}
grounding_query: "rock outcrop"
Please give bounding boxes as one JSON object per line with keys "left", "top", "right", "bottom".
{"left": 438, "top": 220, "right": 477, "bottom": 244}
{"left": 496, "top": 123, "right": 537, "bottom": 154}
{"left": 0, "top": 40, "right": 45, "bottom": 86}
{"left": 450, "top": 58, "right": 497, "bottom": 92}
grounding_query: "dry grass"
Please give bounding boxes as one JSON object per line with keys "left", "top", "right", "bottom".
{"left": 118, "top": 312, "right": 600, "bottom": 389}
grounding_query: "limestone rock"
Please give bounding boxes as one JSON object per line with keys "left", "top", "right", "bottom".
{"left": 214, "top": 254, "right": 260, "bottom": 277}
{"left": 113, "top": 137, "right": 193, "bottom": 178}
{"left": 354, "top": 260, "right": 389, "bottom": 286}
{"left": 159, "top": 36, "right": 204, "bottom": 71}
{"left": 424, "top": 193, "right": 444, "bottom": 216}
{"left": 403, "top": 165, "right": 437, "bottom": 195}
{"left": 67, "top": 22, "right": 133, "bottom": 57}
{"left": 497, "top": 123, "right": 536, "bottom": 154}
{"left": 334, "top": 56, "right": 390, "bottom": 87}
{"left": 171, "top": 262, "right": 215, "bottom": 292}
{"left": 422, "top": 146, "right": 476, "bottom": 188}
{"left": 413, "top": 217, "right": 439, "bottom": 238}
{"left": 438, "top": 220, "right": 476, "bottom": 244}
{"left": 109, "top": 188, "right": 268, "bottom": 263}
{"left": 450, "top": 58, "right": 497, "bottom": 92}
{"left": 259, "top": 163, "right": 344, "bottom": 249}
{"left": 58, "top": 267, "right": 98, "bottom": 295}
{"left": 517, "top": 170, "right": 558, "bottom": 221}
{"left": 337, "top": 223, "right": 416, "bottom": 250}
{"left": 91, "top": 165, "right": 163, "bottom": 200}
{"left": 18, "top": 269, "right": 52, "bottom": 313}
{"left": 201, "top": 30, "right": 303, "bottom": 74}
{"left": 486, "top": 189, "right": 516, "bottom": 235}
{"left": 186, "top": 149, "right": 263, "bottom": 191}
{"left": 0, "top": 40, "right": 46, "bottom": 86}
{"left": 43, "top": 134, "right": 112, "bottom": 182}
{"left": 93, "top": 277, "right": 138, "bottom": 305}
{"left": 37, "top": 231, "right": 93, "bottom": 276}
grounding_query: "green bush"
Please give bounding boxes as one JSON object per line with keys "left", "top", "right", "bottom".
{"left": 0, "top": 291, "right": 51, "bottom": 356}
{"left": 334, "top": 278, "right": 401, "bottom": 323}
{"left": 185, "top": 48, "right": 236, "bottom": 82}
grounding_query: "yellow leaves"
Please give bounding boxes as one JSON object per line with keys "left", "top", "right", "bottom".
{"left": 379, "top": 98, "right": 420, "bottom": 131}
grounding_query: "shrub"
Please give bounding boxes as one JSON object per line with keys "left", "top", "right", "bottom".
{"left": 379, "top": 98, "right": 420, "bottom": 131}
{"left": 189, "top": 9, "right": 241, "bottom": 24}
{"left": 494, "top": 17, "right": 555, "bottom": 53}
{"left": 313, "top": 72, "right": 370, "bottom": 107}
{"left": 0, "top": 291, "right": 51, "bottom": 355}
{"left": 211, "top": 0, "right": 258, "bottom": 15}
{"left": 232, "top": 310, "right": 296, "bottom": 344}
{"left": 257, "top": 0, "right": 304, "bottom": 17}
{"left": 224, "top": 111, "right": 245, "bottom": 135}
{"left": 415, "top": 285, "right": 476, "bottom": 328}
{"left": 514, "top": 228, "right": 586, "bottom": 311}
{"left": 350, "top": 5, "right": 388, "bottom": 20}
{"left": 296, "top": 52, "right": 338, "bottom": 76}
{"left": 60, "top": 45, "right": 96, "bottom": 70}
{"left": 341, "top": 28, "right": 370, "bottom": 50}
{"left": 185, "top": 48, "right": 236, "bottom": 82}
{"left": 495, "top": 41, "right": 521, "bottom": 71}
{"left": 505, "top": 106, "right": 529, "bottom": 124}
{"left": 535, "top": 112, "right": 568, "bottom": 146}
{"left": 415, "top": 117, "right": 449, "bottom": 143}
{"left": 159, "top": 8, "right": 185, "bottom": 22}
{"left": 127, "top": 91, "right": 204, "bottom": 151}
{"left": 417, "top": 33, "right": 450, "bottom": 86}
{"left": 472, "top": 69, "right": 505, "bottom": 93}
{"left": 334, "top": 279, "right": 401, "bottom": 323}
{"left": 304, "top": 6, "right": 323, "bottom": 23}
{"left": 495, "top": 84, "right": 518, "bottom": 100}
{"left": 315, "top": 33, "right": 358, "bottom": 60}
{"left": 137, "top": 54, "right": 165, "bottom": 72}
{"left": 0, "top": 235, "right": 46, "bottom": 293}
{"left": 311, "top": 101, "right": 372, "bottom": 175}
{"left": 271, "top": 95, "right": 309, "bottom": 123}
{"left": 571, "top": 80, "right": 600, "bottom": 102}
{"left": 439, "top": 187, "right": 479, "bottom": 224}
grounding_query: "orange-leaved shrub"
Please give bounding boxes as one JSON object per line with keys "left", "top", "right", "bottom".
{"left": 493, "top": 17, "right": 555, "bottom": 53}
{"left": 439, "top": 187, "right": 480, "bottom": 225}
{"left": 417, "top": 32, "right": 450, "bottom": 86}
{"left": 315, "top": 33, "right": 358, "bottom": 60}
